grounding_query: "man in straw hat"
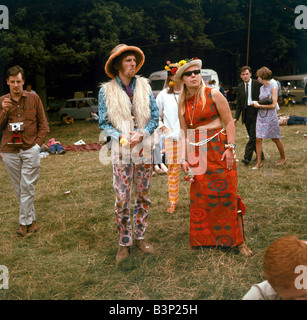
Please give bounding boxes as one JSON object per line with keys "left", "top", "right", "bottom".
{"left": 98, "top": 44, "right": 159, "bottom": 263}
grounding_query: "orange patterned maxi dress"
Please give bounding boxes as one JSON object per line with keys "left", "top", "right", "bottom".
{"left": 185, "top": 87, "right": 246, "bottom": 247}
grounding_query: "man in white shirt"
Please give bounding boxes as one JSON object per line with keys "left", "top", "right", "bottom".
{"left": 234, "top": 66, "right": 262, "bottom": 165}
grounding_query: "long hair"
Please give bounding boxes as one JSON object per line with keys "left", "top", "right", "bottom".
{"left": 178, "top": 79, "right": 206, "bottom": 117}
{"left": 166, "top": 73, "right": 175, "bottom": 94}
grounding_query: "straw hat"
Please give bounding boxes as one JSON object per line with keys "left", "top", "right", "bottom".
{"left": 173, "top": 58, "right": 202, "bottom": 83}
{"left": 104, "top": 44, "right": 145, "bottom": 79}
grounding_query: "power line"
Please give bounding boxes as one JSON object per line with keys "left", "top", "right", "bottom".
{"left": 274, "top": 0, "right": 296, "bottom": 12}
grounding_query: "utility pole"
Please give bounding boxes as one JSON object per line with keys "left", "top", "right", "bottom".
{"left": 246, "top": 0, "right": 252, "bottom": 65}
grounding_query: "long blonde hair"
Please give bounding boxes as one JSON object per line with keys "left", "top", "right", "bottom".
{"left": 179, "top": 79, "right": 207, "bottom": 116}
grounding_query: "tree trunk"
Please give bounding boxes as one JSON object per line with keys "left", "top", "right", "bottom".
{"left": 34, "top": 65, "right": 49, "bottom": 121}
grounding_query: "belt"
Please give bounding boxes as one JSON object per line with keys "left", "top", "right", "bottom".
{"left": 187, "top": 128, "right": 226, "bottom": 147}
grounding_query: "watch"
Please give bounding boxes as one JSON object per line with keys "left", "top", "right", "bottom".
{"left": 225, "top": 143, "right": 236, "bottom": 150}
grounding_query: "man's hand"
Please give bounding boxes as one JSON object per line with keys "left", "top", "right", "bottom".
{"left": 129, "top": 131, "right": 143, "bottom": 149}
{"left": 2, "top": 98, "right": 12, "bottom": 115}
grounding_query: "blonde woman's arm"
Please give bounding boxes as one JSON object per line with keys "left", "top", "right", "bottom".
{"left": 211, "top": 89, "right": 236, "bottom": 170}
{"left": 178, "top": 108, "right": 190, "bottom": 174}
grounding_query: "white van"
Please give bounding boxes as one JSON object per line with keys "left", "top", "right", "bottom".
{"left": 149, "top": 69, "right": 219, "bottom": 97}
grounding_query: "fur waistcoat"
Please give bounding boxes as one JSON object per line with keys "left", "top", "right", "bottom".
{"left": 102, "top": 76, "right": 151, "bottom": 135}
{"left": 101, "top": 76, "right": 156, "bottom": 163}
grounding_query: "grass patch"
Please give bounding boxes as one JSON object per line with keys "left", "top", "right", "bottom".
{"left": 0, "top": 105, "right": 306, "bottom": 300}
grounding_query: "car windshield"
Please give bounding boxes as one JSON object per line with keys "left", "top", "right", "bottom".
{"left": 281, "top": 80, "right": 305, "bottom": 89}
{"left": 88, "top": 98, "right": 98, "bottom": 105}
{"left": 150, "top": 80, "right": 165, "bottom": 91}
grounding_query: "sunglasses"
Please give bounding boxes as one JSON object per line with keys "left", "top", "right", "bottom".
{"left": 182, "top": 69, "right": 201, "bottom": 77}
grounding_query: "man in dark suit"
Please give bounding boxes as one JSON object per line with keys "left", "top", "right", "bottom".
{"left": 234, "top": 66, "right": 262, "bottom": 164}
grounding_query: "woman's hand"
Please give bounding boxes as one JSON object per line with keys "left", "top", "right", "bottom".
{"left": 251, "top": 101, "right": 261, "bottom": 108}
{"left": 181, "top": 160, "right": 190, "bottom": 175}
{"left": 221, "top": 148, "right": 236, "bottom": 170}
{"left": 161, "top": 126, "right": 171, "bottom": 136}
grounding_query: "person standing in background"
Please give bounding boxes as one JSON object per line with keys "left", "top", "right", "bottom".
{"left": 0, "top": 65, "right": 49, "bottom": 237}
{"left": 156, "top": 60, "right": 182, "bottom": 213}
{"left": 234, "top": 66, "right": 263, "bottom": 165}
{"left": 274, "top": 76, "right": 282, "bottom": 106}
{"left": 251, "top": 67, "right": 286, "bottom": 169}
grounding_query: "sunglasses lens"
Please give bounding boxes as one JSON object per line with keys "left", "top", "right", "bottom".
{"left": 183, "top": 69, "right": 201, "bottom": 77}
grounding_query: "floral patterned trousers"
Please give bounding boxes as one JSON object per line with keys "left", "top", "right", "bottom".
{"left": 113, "top": 159, "right": 153, "bottom": 246}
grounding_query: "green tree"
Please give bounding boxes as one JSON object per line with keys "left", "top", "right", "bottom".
{"left": 109, "top": 0, "right": 214, "bottom": 71}
{"left": 0, "top": 0, "right": 153, "bottom": 104}
{"left": 1, "top": 0, "right": 305, "bottom": 98}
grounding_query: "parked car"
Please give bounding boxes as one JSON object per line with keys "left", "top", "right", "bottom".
{"left": 59, "top": 97, "right": 98, "bottom": 121}
{"left": 277, "top": 74, "right": 307, "bottom": 105}
{"left": 47, "top": 98, "right": 65, "bottom": 114}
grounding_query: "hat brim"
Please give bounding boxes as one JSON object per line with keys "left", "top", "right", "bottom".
{"left": 173, "top": 60, "right": 202, "bottom": 83}
{"left": 105, "top": 46, "right": 145, "bottom": 79}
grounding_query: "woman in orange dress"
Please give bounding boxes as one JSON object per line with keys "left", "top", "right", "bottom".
{"left": 175, "top": 58, "right": 253, "bottom": 256}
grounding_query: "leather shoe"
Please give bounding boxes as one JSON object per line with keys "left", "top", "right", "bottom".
{"left": 135, "top": 239, "right": 154, "bottom": 253}
{"left": 116, "top": 246, "right": 129, "bottom": 263}
{"left": 17, "top": 225, "right": 28, "bottom": 237}
{"left": 241, "top": 159, "right": 250, "bottom": 165}
{"left": 27, "top": 221, "right": 38, "bottom": 233}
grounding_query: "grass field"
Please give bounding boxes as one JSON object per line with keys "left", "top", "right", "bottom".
{"left": 0, "top": 105, "right": 306, "bottom": 300}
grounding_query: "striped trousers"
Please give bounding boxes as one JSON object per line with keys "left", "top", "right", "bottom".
{"left": 165, "top": 139, "right": 181, "bottom": 205}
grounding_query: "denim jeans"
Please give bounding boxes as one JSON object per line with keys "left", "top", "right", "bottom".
{"left": 49, "top": 143, "right": 64, "bottom": 153}
{"left": 287, "top": 116, "right": 307, "bottom": 125}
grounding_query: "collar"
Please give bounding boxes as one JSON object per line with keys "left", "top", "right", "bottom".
{"left": 8, "top": 90, "right": 27, "bottom": 102}
{"left": 116, "top": 75, "right": 136, "bottom": 90}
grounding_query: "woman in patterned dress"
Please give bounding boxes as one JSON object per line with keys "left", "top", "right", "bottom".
{"left": 251, "top": 67, "right": 286, "bottom": 169}
{"left": 174, "top": 58, "right": 253, "bottom": 256}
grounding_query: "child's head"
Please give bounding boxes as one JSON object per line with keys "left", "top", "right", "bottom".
{"left": 264, "top": 235, "right": 307, "bottom": 300}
